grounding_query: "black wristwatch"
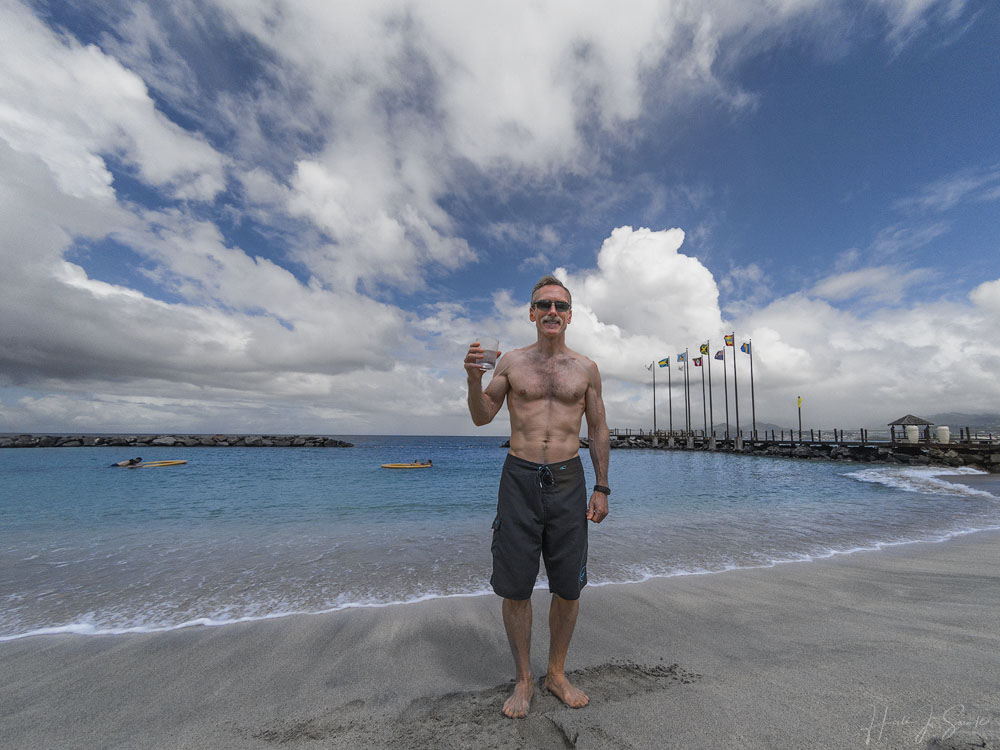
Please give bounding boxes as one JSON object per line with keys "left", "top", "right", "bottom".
{"left": 593, "top": 484, "right": 611, "bottom": 495}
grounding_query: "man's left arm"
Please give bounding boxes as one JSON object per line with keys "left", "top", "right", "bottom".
{"left": 584, "top": 360, "right": 610, "bottom": 523}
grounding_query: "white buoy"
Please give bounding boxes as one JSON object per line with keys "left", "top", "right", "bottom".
{"left": 905, "top": 425, "right": 919, "bottom": 443}
{"left": 936, "top": 426, "right": 950, "bottom": 444}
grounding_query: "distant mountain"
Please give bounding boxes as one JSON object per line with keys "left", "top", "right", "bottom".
{"left": 924, "top": 413, "right": 1000, "bottom": 429}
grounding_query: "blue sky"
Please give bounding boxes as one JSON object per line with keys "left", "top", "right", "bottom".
{"left": 1, "top": 0, "right": 998, "bottom": 435}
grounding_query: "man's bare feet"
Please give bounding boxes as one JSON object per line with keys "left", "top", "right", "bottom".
{"left": 503, "top": 678, "right": 534, "bottom": 718}
{"left": 543, "top": 672, "right": 589, "bottom": 708}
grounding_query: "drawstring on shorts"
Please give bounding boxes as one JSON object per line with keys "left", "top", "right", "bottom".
{"left": 537, "top": 464, "right": 555, "bottom": 489}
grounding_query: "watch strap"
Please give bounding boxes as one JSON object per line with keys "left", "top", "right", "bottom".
{"left": 593, "top": 484, "right": 611, "bottom": 495}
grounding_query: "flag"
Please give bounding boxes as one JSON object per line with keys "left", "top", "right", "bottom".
{"left": 699, "top": 343, "right": 709, "bottom": 356}
{"left": 740, "top": 342, "right": 751, "bottom": 354}
{"left": 715, "top": 350, "right": 724, "bottom": 360}
{"left": 693, "top": 357, "right": 703, "bottom": 366}
{"left": 725, "top": 334, "right": 734, "bottom": 346}
{"left": 658, "top": 358, "right": 669, "bottom": 368}
{"left": 677, "top": 352, "right": 686, "bottom": 362}
{"left": 797, "top": 396, "right": 802, "bottom": 408}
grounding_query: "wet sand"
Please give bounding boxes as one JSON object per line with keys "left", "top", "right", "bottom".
{"left": 2, "top": 530, "right": 999, "bottom": 749}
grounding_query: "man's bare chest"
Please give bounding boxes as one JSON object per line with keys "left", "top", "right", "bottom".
{"left": 507, "top": 361, "right": 587, "bottom": 405}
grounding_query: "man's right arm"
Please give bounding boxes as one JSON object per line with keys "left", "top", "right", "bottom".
{"left": 465, "top": 342, "right": 510, "bottom": 426}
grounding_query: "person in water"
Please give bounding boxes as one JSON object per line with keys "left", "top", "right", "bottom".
{"left": 464, "top": 274, "right": 610, "bottom": 718}
{"left": 111, "top": 457, "right": 142, "bottom": 467}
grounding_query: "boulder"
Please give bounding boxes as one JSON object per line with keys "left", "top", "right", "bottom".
{"left": 244, "top": 435, "right": 263, "bottom": 447}
{"left": 151, "top": 436, "right": 177, "bottom": 446}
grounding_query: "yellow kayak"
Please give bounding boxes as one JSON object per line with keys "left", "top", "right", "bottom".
{"left": 140, "top": 460, "right": 188, "bottom": 468}
{"left": 381, "top": 462, "right": 432, "bottom": 469}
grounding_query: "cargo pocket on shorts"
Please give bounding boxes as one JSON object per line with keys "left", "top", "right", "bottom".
{"left": 490, "top": 514, "right": 501, "bottom": 554}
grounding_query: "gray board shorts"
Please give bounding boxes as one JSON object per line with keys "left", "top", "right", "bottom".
{"left": 490, "top": 453, "right": 588, "bottom": 601}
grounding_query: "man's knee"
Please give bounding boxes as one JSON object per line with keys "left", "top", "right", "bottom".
{"left": 550, "top": 592, "right": 580, "bottom": 609}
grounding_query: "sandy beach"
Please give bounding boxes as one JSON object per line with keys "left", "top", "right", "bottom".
{"left": 3, "top": 527, "right": 999, "bottom": 750}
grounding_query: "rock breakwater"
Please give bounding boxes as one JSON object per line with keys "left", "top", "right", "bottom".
{"left": 595, "top": 436, "right": 1000, "bottom": 472}
{"left": 0, "top": 434, "right": 353, "bottom": 448}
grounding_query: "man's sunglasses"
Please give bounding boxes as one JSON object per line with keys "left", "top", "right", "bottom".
{"left": 532, "top": 299, "right": 571, "bottom": 312}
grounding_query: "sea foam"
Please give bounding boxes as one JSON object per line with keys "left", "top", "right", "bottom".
{"left": 844, "top": 465, "right": 995, "bottom": 499}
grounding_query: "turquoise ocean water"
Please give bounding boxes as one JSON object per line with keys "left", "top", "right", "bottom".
{"left": 2, "top": 436, "right": 998, "bottom": 641}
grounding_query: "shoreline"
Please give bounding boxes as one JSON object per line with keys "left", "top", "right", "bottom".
{"left": 4, "top": 515, "right": 999, "bottom": 646}
{"left": 936, "top": 471, "right": 1000, "bottom": 493}
{"left": 3, "top": 529, "right": 999, "bottom": 748}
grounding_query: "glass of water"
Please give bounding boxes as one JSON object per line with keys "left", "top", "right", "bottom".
{"left": 479, "top": 337, "right": 499, "bottom": 370}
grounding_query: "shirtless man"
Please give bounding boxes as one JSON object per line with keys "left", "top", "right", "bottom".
{"left": 465, "top": 274, "right": 610, "bottom": 719}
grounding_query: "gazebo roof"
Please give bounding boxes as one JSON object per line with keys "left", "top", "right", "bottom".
{"left": 888, "top": 414, "right": 934, "bottom": 426}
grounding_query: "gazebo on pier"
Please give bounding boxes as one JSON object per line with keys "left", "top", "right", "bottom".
{"left": 888, "top": 414, "right": 934, "bottom": 442}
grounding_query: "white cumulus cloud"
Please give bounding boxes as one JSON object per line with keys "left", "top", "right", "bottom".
{"left": 0, "top": 0, "right": 226, "bottom": 201}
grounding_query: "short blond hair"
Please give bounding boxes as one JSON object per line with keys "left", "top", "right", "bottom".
{"left": 531, "top": 275, "right": 572, "bottom": 306}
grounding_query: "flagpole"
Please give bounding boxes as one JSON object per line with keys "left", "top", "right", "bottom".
{"left": 668, "top": 360, "right": 673, "bottom": 434}
{"left": 652, "top": 362, "right": 657, "bottom": 434}
{"left": 721, "top": 348, "right": 730, "bottom": 440}
{"left": 699, "top": 356, "right": 707, "bottom": 435}
{"left": 684, "top": 347, "right": 691, "bottom": 433}
{"left": 731, "top": 332, "right": 740, "bottom": 440}
{"left": 748, "top": 339, "right": 756, "bottom": 437}
{"left": 705, "top": 341, "right": 714, "bottom": 437}
{"left": 647, "top": 361, "right": 656, "bottom": 437}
